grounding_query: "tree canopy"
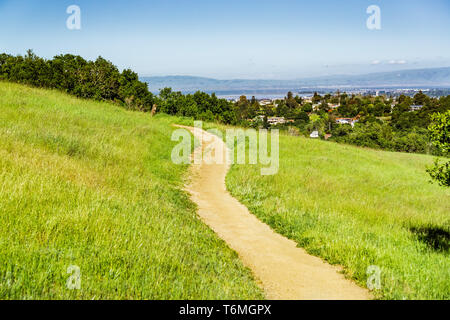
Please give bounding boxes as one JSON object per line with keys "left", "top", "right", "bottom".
{"left": 427, "top": 110, "right": 450, "bottom": 187}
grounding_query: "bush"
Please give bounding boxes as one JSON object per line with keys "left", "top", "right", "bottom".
{"left": 427, "top": 111, "right": 450, "bottom": 187}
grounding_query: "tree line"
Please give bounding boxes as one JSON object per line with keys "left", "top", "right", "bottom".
{"left": 0, "top": 50, "right": 156, "bottom": 111}
{"left": 0, "top": 50, "right": 236, "bottom": 122}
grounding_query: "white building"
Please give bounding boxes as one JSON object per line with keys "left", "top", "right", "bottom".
{"left": 410, "top": 105, "right": 423, "bottom": 111}
{"left": 259, "top": 99, "right": 272, "bottom": 106}
{"left": 336, "top": 118, "right": 359, "bottom": 128}
{"left": 310, "top": 131, "right": 319, "bottom": 138}
{"left": 268, "top": 117, "right": 286, "bottom": 125}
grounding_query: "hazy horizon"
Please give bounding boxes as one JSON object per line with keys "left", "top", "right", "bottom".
{"left": 142, "top": 66, "right": 450, "bottom": 81}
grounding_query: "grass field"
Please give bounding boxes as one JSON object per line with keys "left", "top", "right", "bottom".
{"left": 223, "top": 128, "right": 450, "bottom": 299}
{"left": 0, "top": 82, "right": 264, "bottom": 299}
{"left": 1, "top": 82, "right": 448, "bottom": 300}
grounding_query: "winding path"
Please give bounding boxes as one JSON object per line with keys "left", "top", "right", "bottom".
{"left": 179, "top": 125, "right": 371, "bottom": 300}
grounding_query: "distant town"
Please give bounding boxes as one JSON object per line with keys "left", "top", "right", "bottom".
{"left": 226, "top": 87, "right": 449, "bottom": 155}
{"left": 229, "top": 89, "right": 430, "bottom": 132}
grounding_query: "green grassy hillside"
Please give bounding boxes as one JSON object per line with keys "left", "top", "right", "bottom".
{"left": 0, "top": 82, "right": 263, "bottom": 299}
{"left": 2, "top": 81, "right": 448, "bottom": 300}
{"left": 225, "top": 130, "right": 450, "bottom": 299}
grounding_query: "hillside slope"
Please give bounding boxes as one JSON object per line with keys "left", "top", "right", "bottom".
{"left": 225, "top": 131, "right": 450, "bottom": 299}
{"left": 0, "top": 82, "right": 263, "bottom": 299}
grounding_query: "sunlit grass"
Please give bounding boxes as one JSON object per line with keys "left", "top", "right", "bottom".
{"left": 217, "top": 125, "right": 450, "bottom": 300}
{"left": 3, "top": 81, "right": 448, "bottom": 300}
{"left": 0, "top": 82, "right": 263, "bottom": 300}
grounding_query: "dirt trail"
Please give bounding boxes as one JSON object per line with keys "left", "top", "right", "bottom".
{"left": 179, "top": 125, "right": 371, "bottom": 300}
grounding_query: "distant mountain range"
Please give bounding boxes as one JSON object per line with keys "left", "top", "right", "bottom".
{"left": 142, "top": 67, "right": 450, "bottom": 93}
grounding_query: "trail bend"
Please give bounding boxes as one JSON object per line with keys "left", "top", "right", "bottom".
{"left": 178, "top": 125, "right": 371, "bottom": 300}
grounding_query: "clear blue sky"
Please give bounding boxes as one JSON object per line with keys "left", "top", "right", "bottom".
{"left": 1, "top": 0, "right": 449, "bottom": 79}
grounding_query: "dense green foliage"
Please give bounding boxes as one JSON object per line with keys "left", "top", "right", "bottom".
{"left": 0, "top": 82, "right": 263, "bottom": 299}
{"left": 330, "top": 93, "right": 450, "bottom": 154}
{"left": 0, "top": 50, "right": 155, "bottom": 111}
{"left": 427, "top": 110, "right": 450, "bottom": 187}
{"left": 0, "top": 51, "right": 237, "bottom": 124}
{"left": 157, "top": 87, "right": 237, "bottom": 124}
{"left": 331, "top": 123, "right": 433, "bottom": 153}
